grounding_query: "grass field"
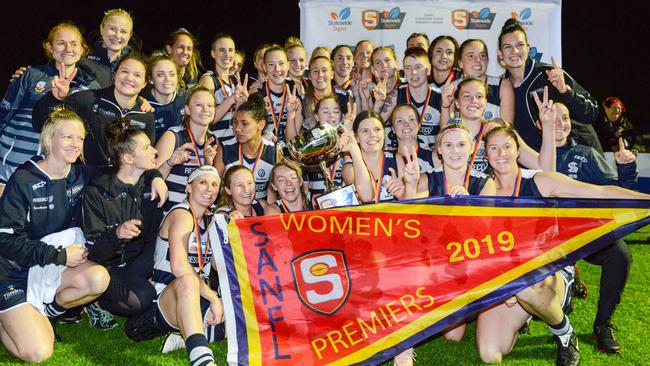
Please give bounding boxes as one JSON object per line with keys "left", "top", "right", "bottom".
{"left": 1, "top": 227, "right": 648, "bottom": 365}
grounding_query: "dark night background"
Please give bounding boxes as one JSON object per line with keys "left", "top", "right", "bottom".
{"left": 0, "top": 1, "right": 647, "bottom": 125}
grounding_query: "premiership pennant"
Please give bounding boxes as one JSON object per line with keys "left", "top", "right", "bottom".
{"left": 213, "top": 196, "right": 650, "bottom": 366}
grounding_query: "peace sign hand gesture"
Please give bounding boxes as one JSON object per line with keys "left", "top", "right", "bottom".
{"left": 51, "top": 62, "right": 77, "bottom": 101}
{"left": 234, "top": 73, "right": 250, "bottom": 107}
{"left": 385, "top": 167, "right": 405, "bottom": 199}
{"left": 545, "top": 56, "right": 568, "bottom": 94}
{"left": 401, "top": 145, "right": 421, "bottom": 186}
{"left": 286, "top": 85, "right": 301, "bottom": 113}
{"left": 614, "top": 137, "right": 636, "bottom": 164}
{"left": 203, "top": 136, "right": 218, "bottom": 166}
{"left": 532, "top": 86, "right": 556, "bottom": 132}
{"left": 441, "top": 75, "right": 456, "bottom": 109}
{"left": 342, "top": 99, "right": 357, "bottom": 130}
{"left": 371, "top": 71, "right": 388, "bottom": 104}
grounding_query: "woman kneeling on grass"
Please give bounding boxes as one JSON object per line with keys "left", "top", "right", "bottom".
{"left": 125, "top": 165, "right": 225, "bottom": 366}
{"left": 0, "top": 108, "right": 109, "bottom": 362}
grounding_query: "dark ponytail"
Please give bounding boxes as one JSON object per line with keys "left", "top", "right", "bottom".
{"left": 105, "top": 117, "right": 146, "bottom": 167}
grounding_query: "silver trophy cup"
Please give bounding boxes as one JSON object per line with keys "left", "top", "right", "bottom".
{"left": 277, "top": 125, "right": 359, "bottom": 208}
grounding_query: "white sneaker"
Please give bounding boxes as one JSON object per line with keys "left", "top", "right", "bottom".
{"left": 393, "top": 347, "right": 415, "bottom": 366}
{"left": 161, "top": 332, "right": 186, "bottom": 354}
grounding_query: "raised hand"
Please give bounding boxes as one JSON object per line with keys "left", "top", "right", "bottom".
{"left": 234, "top": 73, "right": 250, "bottom": 107}
{"left": 338, "top": 128, "right": 359, "bottom": 153}
{"left": 342, "top": 99, "right": 357, "bottom": 130}
{"left": 167, "top": 142, "right": 194, "bottom": 167}
{"left": 402, "top": 146, "right": 421, "bottom": 185}
{"left": 532, "top": 86, "right": 556, "bottom": 131}
{"left": 385, "top": 167, "right": 405, "bottom": 198}
{"left": 65, "top": 244, "right": 88, "bottom": 267}
{"left": 545, "top": 56, "right": 568, "bottom": 93}
{"left": 203, "top": 136, "right": 218, "bottom": 166}
{"left": 371, "top": 71, "right": 388, "bottom": 103}
{"left": 441, "top": 75, "right": 456, "bottom": 109}
{"left": 116, "top": 219, "right": 142, "bottom": 240}
{"left": 51, "top": 62, "right": 77, "bottom": 100}
{"left": 286, "top": 85, "right": 301, "bottom": 113}
{"left": 614, "top": 137, "right": 636, "bottom": 164}
{"left": 249, "top": 78, "right": 264, "bottom": 95}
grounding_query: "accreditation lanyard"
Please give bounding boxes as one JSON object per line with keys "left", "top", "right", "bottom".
{"left": 511, "top": 169, "right": 522, "bottom": 197}
{"left": 239, "top": 142, "right": 264, "bottom": 178}
{"left": 265, "top": 81, "right": 287, "bottom": 132}
{"left": 339, "top": 78, "right": 351, "bottom": 90}
{"left": 405, "top": 85, "right": 432, "bottom": 129}
{"left": 188, "top": 203, "right": 211, "bottom": 271}
{"left": 216, "top": 74, "right": 234, "bottom": 114}
{"left": 468, "top": 124, "right": 486, "bottom": 169}
{"left": 442, "top": 166, "right": 471, "bottom": 195}
{"left": 364, "top": 153, "right": 385, "bottom": 204}
{"left": 187, "top": 129, "right": 204, "bottom": 165}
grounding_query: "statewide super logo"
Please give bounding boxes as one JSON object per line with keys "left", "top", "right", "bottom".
{"left": 328, "top": 7, "right": 351, "bottom": 32}
{"left": 291, "top": 250, "right": 351, "bottom": 315}
{"left": 451, "top": 7, "right": 496, "bottom": 30}
{"left": 511, "top": 8, "right": 533, "bottom": 27}
{"left": 362, "top": 7, "right": 406, "bottom": 30}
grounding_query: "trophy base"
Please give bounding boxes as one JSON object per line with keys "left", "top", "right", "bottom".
{"left": 316, "top": 185, "right": 360, "bottom": 209}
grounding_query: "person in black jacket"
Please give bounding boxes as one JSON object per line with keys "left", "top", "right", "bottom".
{"left": 32, "top": 54, "right": 155, "bottom": 174}
{"left": 553, "top": 102, "right": 637, "bottom": 354}
{"left": 82, "top": 118, "right": 165, "bottom": 330}
{"left": 0, "top": 108, "right": 109, "bottom": 362}
{"left": 87, "top": 9, "right": 135, "bottom": 73}
{"left": 497, "top": 19, "right": 602, "bottom": 154}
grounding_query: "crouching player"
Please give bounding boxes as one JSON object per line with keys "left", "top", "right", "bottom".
{"left": 125, "top": 166, "right": 225, "bottom": 366}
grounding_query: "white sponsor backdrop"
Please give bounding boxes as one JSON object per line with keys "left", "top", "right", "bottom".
{"left": 300, "top": 0, "right": 562, "bottom": 75}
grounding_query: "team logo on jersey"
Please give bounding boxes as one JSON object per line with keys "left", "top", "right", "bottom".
{"left": 451, "top": 8, "right": 496, "bottom": 30}
{"left": 258, "top": 169, "right": 266, "bottom": 178}
{"left": 424, "top": 112, "right": 433, "bottom": 122}
{"left": 362, "top": 7, "right": 406, "bottom": 30}
{"left": 34, "top": 81, "right": 47, "bottom": 93}
{"left": 328, "top": 7, "right": 352, "bottom": 32}
{"left": 291, "top": 250, "right": 351, "bottom": 315}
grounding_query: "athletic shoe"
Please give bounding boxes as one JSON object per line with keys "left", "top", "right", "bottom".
{"left": 85, "top": 304, "right": 118, "bottom": 330}
{"left": 59, "top": 308, "right": 83, "bottom": 324}
{"left": 161, "top": 332, "right": 186, "bottom": 354}
{"left": 593, "top": 324, "right": 621, "bottom": 354}
{"left": 393, "top": 348, "right": 415, "bottom": 366}
{"left": 554, "top": 331, "right": 580, "bottom": 366}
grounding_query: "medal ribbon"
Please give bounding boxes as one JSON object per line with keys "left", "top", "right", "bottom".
{"left": 188, "top": 202, "right": 211, "bottom": 271}
{"left": 265, "top": 81, "right": 287, "bottom": 131}
{"left": 405, "top": 85, "right": 432, "bottom": 129}
{"left": 239, "top": 141, "right": 265, "bottom": 177}
{"left": 364, "top": 153, "right": 385, "bottom": 203}
{"left": 468, "top": 124, "right": 486, "bottom": 169}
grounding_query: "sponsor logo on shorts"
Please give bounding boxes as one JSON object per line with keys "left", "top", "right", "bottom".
{"left": 3, "top": 287, "right": 24, "bottom": 301}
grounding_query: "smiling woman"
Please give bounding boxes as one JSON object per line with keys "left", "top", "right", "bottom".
{"left": 32, "top": 53, "right": 155, "bottom": 173}
{"left": 0, "top": 22, "right": 110, "bottom": 193}
{"left": 88, "top": 9, "right": 134, "bottom": 72}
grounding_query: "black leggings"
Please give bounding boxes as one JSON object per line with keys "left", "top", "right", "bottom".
{"left": 98, "top": 254, "right": 156, "bottom": 317}
{"left": 583, "top": 239, "right": 631, "bottom": 326}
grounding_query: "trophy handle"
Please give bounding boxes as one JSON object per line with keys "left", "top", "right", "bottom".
{"left": 319, "top": 159, "right": 337, "bottom": 192}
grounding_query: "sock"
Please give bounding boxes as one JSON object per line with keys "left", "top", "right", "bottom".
{"left": 44, "top": 300, "right": 67, "bottom": 319}
{"left": 186, "top": 333, "right": 214, "bottom": 366}
{"left": 548, "top": 315, "right": 574, "bottom": 347}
